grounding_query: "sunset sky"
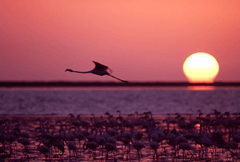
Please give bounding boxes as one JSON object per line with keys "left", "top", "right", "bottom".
{"left": 1, "top": 0, "right": 240, "bottom": 82}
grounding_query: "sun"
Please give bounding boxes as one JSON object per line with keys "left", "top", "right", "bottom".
{"left": 183, "top": 52, "right": 219, "bottom": 83}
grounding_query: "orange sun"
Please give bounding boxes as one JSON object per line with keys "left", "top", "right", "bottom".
{"left": 183, "top": 52, "right": 219, "bottom": 83}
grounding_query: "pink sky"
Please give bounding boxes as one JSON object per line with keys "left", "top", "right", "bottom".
{"left": 1, "top": 0, "right": 240, "bottom": 82}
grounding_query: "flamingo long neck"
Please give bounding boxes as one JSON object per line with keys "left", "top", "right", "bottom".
{"left": 71, "top": 70, "right": 91, "bottom": 74}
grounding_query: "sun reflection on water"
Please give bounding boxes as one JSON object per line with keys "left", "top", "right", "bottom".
{"left": 187, "top": 86, "right": 215, "bottom": 90}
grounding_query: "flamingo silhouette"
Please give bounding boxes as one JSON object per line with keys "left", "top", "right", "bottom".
{"left": 65, "top": 61, "right": 129, "bottom": 83}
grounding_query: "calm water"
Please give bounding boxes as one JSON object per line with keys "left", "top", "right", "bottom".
{"left": 0, "top": 86, "right": 239, "bottom": 115}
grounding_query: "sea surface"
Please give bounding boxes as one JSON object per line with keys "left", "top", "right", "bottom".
{"left": 0, "top": 86, "right": 239, "bottom": 115}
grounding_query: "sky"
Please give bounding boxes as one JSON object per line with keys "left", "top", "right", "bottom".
{"left": 1, "top": 0, "right": 240, "bottom": 82}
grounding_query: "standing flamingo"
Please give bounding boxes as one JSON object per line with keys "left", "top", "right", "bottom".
{"left": 36, "top": 137, "right": 50, "bottom": 161}
{"left": 132, "top": 141, "right": 145, "bottom": 160}
{"left": 104, "top": 142, "right": 117, "bottom": 160}
{"left": 150, "top": 141, "right": 159, "bottom": 160}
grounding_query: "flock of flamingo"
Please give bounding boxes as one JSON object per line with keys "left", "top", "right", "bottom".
{"left": 0, "top": 110, "right": 240, "bottom": 161}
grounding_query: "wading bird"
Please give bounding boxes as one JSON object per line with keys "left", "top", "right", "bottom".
{"left": 65, "top": 61, "right": 129, "bottom": 83}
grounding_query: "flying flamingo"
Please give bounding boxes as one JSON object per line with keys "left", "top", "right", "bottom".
{"left": 65, "top": 61, "right": 129, "bottom": 83}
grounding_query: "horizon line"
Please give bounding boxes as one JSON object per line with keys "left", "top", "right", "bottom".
{"left": 0, "top": 81, "right": 239, "bottom": 87}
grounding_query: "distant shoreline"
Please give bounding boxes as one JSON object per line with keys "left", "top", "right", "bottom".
{"left": 0, "top": 81, "right": 239, "bottom": 87}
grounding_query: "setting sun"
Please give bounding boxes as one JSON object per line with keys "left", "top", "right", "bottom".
{"left": 183, "top": 52, "right": 219, "bottom": 83}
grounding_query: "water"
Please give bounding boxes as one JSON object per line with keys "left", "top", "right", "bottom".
{"left": 0, "top": 86, "right": 239, "bottom": 115}
{"left": 0, "top": 86, "right": 240, "bottom": 161}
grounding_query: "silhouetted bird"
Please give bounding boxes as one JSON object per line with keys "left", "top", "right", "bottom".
{"left": 65, "top": 61, "right": 128, "bottom": 83}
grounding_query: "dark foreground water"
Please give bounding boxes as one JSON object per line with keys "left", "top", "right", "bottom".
{"left": 0, "top": 86, "right": 239, "bottom": 115}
